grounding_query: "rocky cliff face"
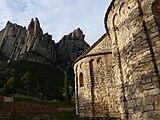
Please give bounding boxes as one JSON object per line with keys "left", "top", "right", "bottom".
{"left": 19, "top": 18, "right": 56, "bottom": 65}
{"left": 0, "top": 18, "right": 90, "bottom": 68}
{"left": 0, "top": 21, "right": 26, "bottom": 61}
{"left": 56, "top": 28, "right": 90, "bottom": 69}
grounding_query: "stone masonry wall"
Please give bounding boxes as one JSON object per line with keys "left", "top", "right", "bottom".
{"left": 74, "top": 36, "right": 120, "bottom": 118}
{"left": 151, "top": 0, "right": 160, "bottom": 81}
{"left": 74, "top": 0, "right": 160, "bottom": 119}
{"left": 106, "top": 0, "right": 160, "bottom": 119}
{"left": 88, "top": 34, "right": 112, "bottom": 55}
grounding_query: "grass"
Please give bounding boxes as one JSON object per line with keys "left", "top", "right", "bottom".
{"left": 11, "top": 112, "right": 91, "bottom": 120}
{"left": 8, "top": 112, "right": 121, "bottom": 120}
{"left": 50, "top": 112, "right": 89, "bottom": 120}
{"left": 8, "top": 96, "right": 121, "bottom": 120}
{"left": 13, "top": 96, "right": 73, "bottom": 108}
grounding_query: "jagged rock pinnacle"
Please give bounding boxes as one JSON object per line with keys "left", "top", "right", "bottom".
{"left": 0, "top": 18, "right": 90, "bottom": 68}
{"left": 28, "top": 18, "right": 34, "bottom": 30}
{"left": 35, "top": 17, "right": 40, "bottom": 27}
{"left": 56, "top": 28, "right": 89, "bottom": 69}
{"left": 73, "top": 28, "right": 84, "bottom": 40}
{"left": 27, "top": 17, "right": 43, "bottom": 36}
{"left": 34, "top": 17, "right": 42, "bottom": 35}
{"left": 6, "top": 21, "right": 12, "bottom": 25}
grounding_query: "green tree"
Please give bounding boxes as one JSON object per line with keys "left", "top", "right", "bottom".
{"left": 0, "top": 79, "right": 3, "bottom": 88}
{"left": 0, "top": 79, "right": 3, "bottom": 94}
{"left": 2, "top": 84, "right": 6, "bottom": 95}
{"left": 0, "top": 70, "right": 9, "bottom": 82}
{"left": 20, "top": 71, "right": 32, "bottom": 95}
{"left": 9, "top": 69, "right": 16, "bottom": 77}
{"left": 6, "top": 77, "right": 15, "bottom": 89}
{"left": 69, "top": 85, "right": 75, "bottom": 103}
{"left": 6, "top": 77, "right": 16, "bottom": 94}
{"left": 64, "top": 71, "right": 70, "bottom": 103}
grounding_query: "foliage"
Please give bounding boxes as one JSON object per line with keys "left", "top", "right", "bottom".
{"left": 64, "top": 71, "right": 70, "bottom": 103}
{"left": 13, "top": 96, "right": 73, "bottom": 108}
{"left": 6, "top": 77, "right": 15, "bottom": 90}
{"left": 49, "top": 112, "right": 91, "bottom": 120}
{"left": 7, "top": 112, "right": 121, "bottom": 120}
{"left": 21, "top": 71, "right": 32, "bottom": 87}
{"left": 6, "top": 96, "right": 121, "bottom": 120}
{"left": 63, "top": 70, "right": 75, "bottom": 104}
{"left": 0, "top": 60, "right": 65, "bottom": 100}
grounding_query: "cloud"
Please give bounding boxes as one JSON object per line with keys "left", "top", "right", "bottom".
{"left": 0, "top": 0, "right": 112, "bottom": 45}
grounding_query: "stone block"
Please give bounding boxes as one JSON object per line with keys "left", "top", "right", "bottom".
{"left": 74, "top": 0, "right": 160, "bottom": 119}
{"left": 143, "top": 105, "right": 154, "bottom": 112}
{"left": 156, "top": 95, "right": 160, "bottom": 104}
{"left": 148, "top": 88, "right": 160, "bottom": 95}
{"left": 155, "top": 104, "right": 160, "bottom": 110}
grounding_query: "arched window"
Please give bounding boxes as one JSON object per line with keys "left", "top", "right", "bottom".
{"left": 79, "top": 73, "right": 84, "bottom": 87}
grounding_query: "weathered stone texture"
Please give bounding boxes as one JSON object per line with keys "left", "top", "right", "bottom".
{"left": 18, "top": 18, "right": 56, "bottom": 65}
{"left": 56, "top": 28, "right": 89, "bottom": 69}
{"left": 74, "top": 35, "right": 120, "bottom": 118}
{"left": 74, "top": 0, "right": 160, "bottom": 119}
{"left": 0, "top": 21, "right": 26, "bottom": 60}
{"left": 0, "top": 18, "right": 89, "bottom": 67}
{"left": 0, "top": 18, "right": 56, "bottom": 65}
{"left": 87, "top": 34, "right": 112, "bottom": 55}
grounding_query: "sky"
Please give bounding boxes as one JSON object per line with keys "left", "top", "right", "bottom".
{"left": 0, "top": 0, "right": 112, "bottom": 45}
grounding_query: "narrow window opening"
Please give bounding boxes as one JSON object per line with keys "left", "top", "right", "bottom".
{"left": 79, "top": 73, "right": 84, "bottom": 87}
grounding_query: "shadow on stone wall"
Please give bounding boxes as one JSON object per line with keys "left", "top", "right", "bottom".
{"left": 77, "top": 93, "right": 110, "bottom": 118}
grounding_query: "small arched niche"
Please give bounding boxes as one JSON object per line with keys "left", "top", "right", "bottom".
{"left": 79, "top": 72, "right": 84, "bottom": 87}
{"left": 97, "top": 57, "right": 102, "bottom": 64}
{"left": 119, "top": 3, "right": 125, "bottom": 16}
{"left": 80, "top": 62, "right": 83, "bottom": 69}
{"left": 112, "top": 13, "right": 119, "bottom": 45}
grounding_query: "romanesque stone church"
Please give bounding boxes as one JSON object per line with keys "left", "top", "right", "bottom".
{"left": 73, "top": 0, "right": 160, "bottom": 119}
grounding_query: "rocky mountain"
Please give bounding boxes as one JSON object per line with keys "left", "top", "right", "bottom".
{"left": 0, "top": 18, "right": 90, "bottom": 69}
{"left": 56, "top": 28, "right": 89, "bottom": 69}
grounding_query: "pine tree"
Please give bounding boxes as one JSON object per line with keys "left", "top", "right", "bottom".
{"left": 64, "top": 71, "right": 70, "bottom": 103}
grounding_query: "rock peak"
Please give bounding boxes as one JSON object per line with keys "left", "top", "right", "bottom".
{"left": 56, "top": 28, "right": 89, "bottom": 69}
{"left": 75, "top": 28, "right": 83, "bottom": 33}
{"left": 70, "top": 28, "right": 84, "bottom": 41}
{"left": 34, "top": 17, "right": 43, "bottom": 35}
{"left": 27, "top": 17, "right": 43, "bottom": 36}
{"left": 73, "top": 28, "right": 83, "bottom": 39}
{"left": 0, "top": 18, "right": 89, "bottom": 68}
{"left": 34, "top": 17, "right": 40, "bottom": 28}
{"left": 7, "top": 21, "right": 12, "bottom": 25}
{"left": 28, "top": 18, "right": 34, "bottom": 30}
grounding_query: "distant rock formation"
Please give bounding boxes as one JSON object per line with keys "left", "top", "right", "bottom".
{"left": 0, "top": 18, "right": 90, "bottom": 69}
{"left": 0, "top": 21, "right": 26, "bottom": 61}
{"left": 20, "top": 18, "right": 56, "bottom": 65}
{"left": 56, "top": 28, "right": 90, "bottom": 69}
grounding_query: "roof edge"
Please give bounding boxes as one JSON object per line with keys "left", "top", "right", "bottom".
{"left": 104, "top": 0, "right": 116, "bottom": 36}
{"left": 73, "top": 51, "right": 112, "bottom": 67}
{"left": 72, "top": 33, "right": 108, "bottom": 67}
